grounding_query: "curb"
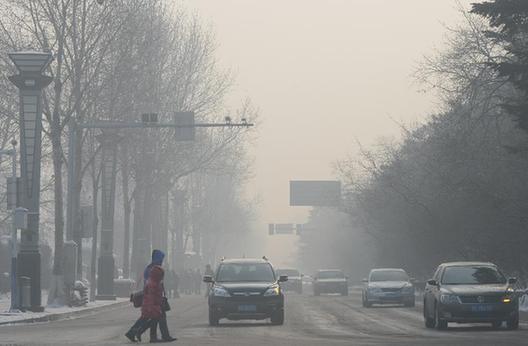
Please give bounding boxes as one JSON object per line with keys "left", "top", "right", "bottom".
{"left": 0, "top": 300, "right": 129, "bottom": 326}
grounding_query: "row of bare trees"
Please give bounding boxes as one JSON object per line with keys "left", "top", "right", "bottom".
{"left": 0, "top": 0, "right": 257, "bottom": 304}
{"left": 301, "top": 5, "right": 528, "bottom": 281}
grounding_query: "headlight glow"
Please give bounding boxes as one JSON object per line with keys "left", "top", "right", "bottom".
{"left": 213, "top": 287, "right": 230, "bottom": 297}
{"left": 502, "top": 297, "right": 512, "bottom": 303}
{"left": 264, "top": 285, "right": 280, "bottom": 296}
{"left": 440, "top": 294, "right": 460, "bottom": 304}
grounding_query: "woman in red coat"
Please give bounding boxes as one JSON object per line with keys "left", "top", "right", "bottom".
{"left": 141, "top": 265, "right": 164, "bottom": 320}
{"left": 125, "top": 265, "right": 165, "bottom": 342}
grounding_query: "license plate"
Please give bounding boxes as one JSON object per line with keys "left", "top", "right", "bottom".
{"left": 471, "top": 304, "right": 494, "bottom": 312}
{"left": 238, "top": 304, "right": 257, "bottom": 312}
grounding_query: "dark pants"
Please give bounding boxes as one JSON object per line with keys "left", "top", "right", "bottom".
{"left": 150, "top": 310, "right": 170, "bottom": 340}
{"left": 128, "top": 317, "right": 158, "bottom": 338}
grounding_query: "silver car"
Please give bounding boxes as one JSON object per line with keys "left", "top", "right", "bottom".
{"left": 362, "top": 268, "right": 415, "bottom": 307}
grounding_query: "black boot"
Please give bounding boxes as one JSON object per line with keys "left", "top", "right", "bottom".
{"left": 125, "top": 330, "right": 137, "bottom": 342}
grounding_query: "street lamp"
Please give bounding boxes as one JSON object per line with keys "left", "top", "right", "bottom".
{"left": 8, "top": 51, "right": 53, "bottom": 312}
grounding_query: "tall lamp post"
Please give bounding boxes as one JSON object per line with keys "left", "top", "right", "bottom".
{"left": 8, "top": 51, "right": 53, "bottom": 312}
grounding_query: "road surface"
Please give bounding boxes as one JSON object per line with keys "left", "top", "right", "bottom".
{"left": 2, "top": 289, "right": 527, "bottom": 345}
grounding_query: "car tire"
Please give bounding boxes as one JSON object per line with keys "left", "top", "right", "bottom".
{"left": 491, "top": 321, "right": 502, "bottom": 329}
{"left": 208, "top": 308, "right": 219, "bottom": 326}
{"left": 506, "top": 311, "right": 519, "bottom": 330}
{"left": 271, "top": 309, "right": 284, "bottom": 325}
{"left": 363, "top": 296, "right": 372, "bottom": 308}
{"left": 435, "top": 305, "right": 448, "bottom": 330}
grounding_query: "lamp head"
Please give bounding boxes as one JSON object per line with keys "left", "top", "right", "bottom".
{"left": 8, "top": 51, "right": 53, "bottom": 75}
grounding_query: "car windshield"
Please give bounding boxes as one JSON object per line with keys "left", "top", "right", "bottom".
{"left": 216, "top": 263, "right": 275, "bottom": 282}
{"left": 277, "top": 269, "right": 300, "bottom": 277}
{"left": 441, "top": 266, "right": 506, "bottom": 285}
{"left": 370, "top": 270, "right": 409, "bottom": 282}
{"left": 317, "top": 271, "right": 344, "bottom": 279}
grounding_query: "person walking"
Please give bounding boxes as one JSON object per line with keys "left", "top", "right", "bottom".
{"left": 125, "top": 250, "right": 176, "bottom": 343}
{"left": 125, "top": 265, "right": 163, "bottom": 342}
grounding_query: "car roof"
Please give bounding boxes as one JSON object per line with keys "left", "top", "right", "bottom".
{"left": 220, "top": 258, "right": 270, "bottom": 264}
{"left": 370, "top": 268, "right": 406, "bottom": 272}
{"left": 439, "top": 261, "right": 497, "bottom": 267}
{"left": 317, "top": 269, "right": 343, "bottom": 272}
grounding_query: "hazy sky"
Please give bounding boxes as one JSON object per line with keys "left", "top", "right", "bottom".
{"left": 182, "top": 0, "right": 473, "bottom": 265}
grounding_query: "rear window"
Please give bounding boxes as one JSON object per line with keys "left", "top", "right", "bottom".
{"left": 277, "top": 269, "right": 300, "bottom": 277}
{"left": 317, "top": 271, "right": 344, "bottom": 279}
{"left": 441, "top": 266, "right": 506, "bottom": 285}
{"left": 370, "top": 270, "right": 409, "bottom": 282}
{"left": 216, "top": 263, "right": 275, "bottom": 282}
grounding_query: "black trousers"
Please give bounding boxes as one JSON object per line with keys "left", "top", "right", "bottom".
{"left": 129, "top": 317, "right": 158, "bottom": 337}
{"left": 150, "top": 310, "right": 170, "bottom": 340}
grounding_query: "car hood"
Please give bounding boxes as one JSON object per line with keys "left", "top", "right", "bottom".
{"left": 317, "top": 278, "right": 347, "bottom": 283}
{"left": 368, "top": 281, "right": 411, "bottom": 289}
{"left": 217, "top": 282, "right": 274, "bottom": 293}
{"left": 441, "top": 284, "right": 510, "bottom": 295}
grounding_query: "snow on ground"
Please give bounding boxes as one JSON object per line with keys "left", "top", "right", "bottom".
{"left": 0, "top": 291, "right": 127, "bottom": 325}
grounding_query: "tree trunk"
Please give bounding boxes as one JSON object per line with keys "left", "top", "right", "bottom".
{"left": 121, "top": 144, "right": 131, "bottom": 278}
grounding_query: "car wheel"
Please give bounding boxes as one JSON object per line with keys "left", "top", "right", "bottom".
{"left": 271, "top": 309, "right": 284, "bottom": 325}
{"left": 435, "top": 305, "right": 448, "bottom": 330}
{"left": 363, "top": 296, "right": 372, "bottom": 308}
{"left": 506, "top": 311, "right": 519, "bottom": 330}
{"left": 208, "top": 308, "right": 219, "bottom": 326}
{"left": 491, "top": 321, "right": 502, "bottom": 329}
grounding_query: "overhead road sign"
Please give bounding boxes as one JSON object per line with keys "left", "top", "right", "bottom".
{"left": 289, "top": 180, "right": 341, "bottom": 207}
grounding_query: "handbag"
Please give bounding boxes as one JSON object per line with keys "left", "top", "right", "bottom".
{"left": 130, "top": 290, "right": 143, "bottom": 308}
{"left": 161, "top": 296, "right": 171, "bottom": 312}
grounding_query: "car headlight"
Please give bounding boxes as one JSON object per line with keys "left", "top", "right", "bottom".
{"left": 264, "top": 285, "right": 280, "bottom": 296}
{"left": 440, "top": 294, "right": 460, "bottom": 304}
{"left": 213, "top": 287, "right": 230, "bottom": 297}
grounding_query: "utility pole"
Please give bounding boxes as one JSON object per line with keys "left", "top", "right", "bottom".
{"left": 8, "top": 51, "right": 53, "bottom": 312}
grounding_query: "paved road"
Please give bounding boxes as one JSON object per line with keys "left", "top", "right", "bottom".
{"left": 2, "top": 290, "right": 527, "bottom": 345}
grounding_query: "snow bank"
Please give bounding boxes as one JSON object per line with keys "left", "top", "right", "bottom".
{"left": 0, "top": 291, "right": 127, "bottom": 325}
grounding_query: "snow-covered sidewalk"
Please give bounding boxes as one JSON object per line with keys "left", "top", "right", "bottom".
{"left": 0, "top": 292, "right": 128, "bottom": 325}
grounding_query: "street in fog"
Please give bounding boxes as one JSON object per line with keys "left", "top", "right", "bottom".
{"left": 2, "top": 290, "right": 528, "bottom": 346}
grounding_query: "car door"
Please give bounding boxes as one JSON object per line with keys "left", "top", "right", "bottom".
{"left": 424, "top": 266, "right": 441, "bottom": 317}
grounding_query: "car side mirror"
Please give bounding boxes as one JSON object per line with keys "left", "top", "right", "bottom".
{"left": 508, "top": 277, "right": 517, "bottom": 285}
{"left": 278, "top": 275, "right": 288, "bottom": 282}
{"left": 426, "top": 279, "right": 437, "bottom": 286}
{"left": 362, "top": 278, "right": 368, "bottom": 283}
{"left": 203, "top": 275, "right": 214, "bottom": 283}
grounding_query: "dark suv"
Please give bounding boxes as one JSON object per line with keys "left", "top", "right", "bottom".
{"left": 423, "top": 262, "right": 519, "bottom": 330}
{"left": 203, "top": 258, "right": 288, "bottom": 326}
